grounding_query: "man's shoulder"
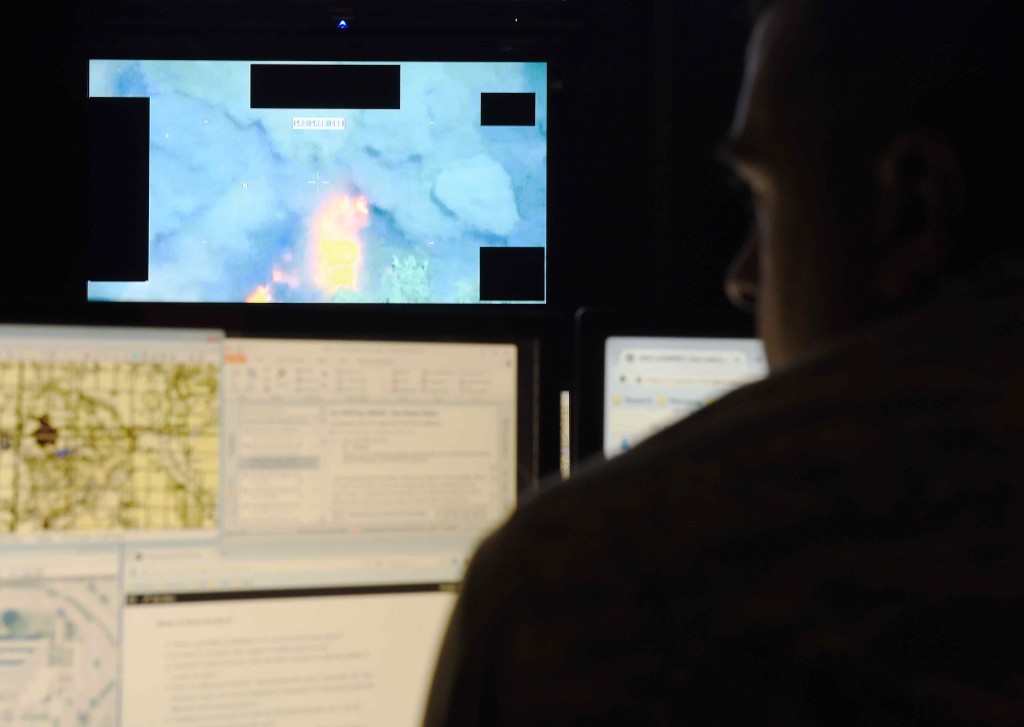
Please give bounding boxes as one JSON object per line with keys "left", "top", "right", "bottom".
{"left": 474, "top": 367, "right": 830, "bottom": 587}
{"left": 477, "top": 275, "right": 1024, "bottom": 584}
{"left": 436, "top": 260, "right": 1024, "bottom": 724}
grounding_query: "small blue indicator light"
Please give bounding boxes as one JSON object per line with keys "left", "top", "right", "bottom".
{"left": 337, "top": 19, "right": 349, "bottom": 29}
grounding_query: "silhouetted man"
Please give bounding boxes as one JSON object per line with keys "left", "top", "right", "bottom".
{"left": 425, "top": 1, "right": 1024, "bottom": 723}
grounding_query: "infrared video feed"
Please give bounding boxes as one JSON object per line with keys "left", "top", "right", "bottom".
{"left": 86, "top": 60, "right": 547, "bottom": 304}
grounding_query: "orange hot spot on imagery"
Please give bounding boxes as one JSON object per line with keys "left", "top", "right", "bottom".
{"left": 243, "top": 193, "right": 370, "bottom": 302}
{"left": 245, "top": 284, "right": 273, "bottom": 303}
{"left": 310, "top": 194, "right": 369, "bottom": 294}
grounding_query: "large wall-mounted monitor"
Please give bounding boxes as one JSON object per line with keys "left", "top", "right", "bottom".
{"left": 86, "top": 58, "right": 548, "bottom": 304}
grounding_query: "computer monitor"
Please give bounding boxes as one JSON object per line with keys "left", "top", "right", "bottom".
{"left": 0, "top": 314, "right": 544, "bottom": 726}
{"left": 572, "top": 306, "right": 768, "bottom": 466}
{"left": 602, "top": 334, "right": 767, "bottom": 458}
{"left": 85, "top": 50, "right": 549, "bottom": 304}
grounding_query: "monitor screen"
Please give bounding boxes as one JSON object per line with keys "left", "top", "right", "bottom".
{"left": 0, "top": 322, "right": 534, "bottom": 726}
{"left": 220, "top": 336, "right": 521, "bottom": 539}
{"left": 0, "top": 324, "right": 225, "bottom": 538}
{"left": 86, "top": 59, "right": 548, "bottom": 304}
{"left": 571, "top": 306, "right": 763, "bottom": 466}
{"left": 603, "top": 335, "right": 767, "bottom": 458}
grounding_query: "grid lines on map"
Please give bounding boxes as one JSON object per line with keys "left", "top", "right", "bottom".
{"left": 0, "top": 359, "right": 219, "bottom": 534}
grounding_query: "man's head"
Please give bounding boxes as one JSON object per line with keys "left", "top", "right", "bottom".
{"left": 721, "top": 0, "right": 1022, "bottom": 369}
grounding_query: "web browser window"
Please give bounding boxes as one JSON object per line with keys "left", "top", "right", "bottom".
{"left": 603, "top": 336, "right": 768, "bottom": 458}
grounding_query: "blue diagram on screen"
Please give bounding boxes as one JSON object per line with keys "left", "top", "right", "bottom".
{"left": 86, "top": 60, "right": 547, "bottom": 304}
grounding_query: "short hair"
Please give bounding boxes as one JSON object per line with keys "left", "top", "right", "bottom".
{"left": 748, "top": 0, "right": 1024, "bottom": 270}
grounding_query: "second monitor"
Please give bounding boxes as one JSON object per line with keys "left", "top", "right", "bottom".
{"left": 572, "top": 306, "right": 768, "bottom": 466}
{"left": 221, "top": 335, "right": 523, "bottom": 540}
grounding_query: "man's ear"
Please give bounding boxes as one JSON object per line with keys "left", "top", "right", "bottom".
{"left": 872, "top": 133, "right": 964, "bottom": 303}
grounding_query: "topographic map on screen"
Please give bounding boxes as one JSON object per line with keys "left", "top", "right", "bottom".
{"left": 0, "top": 359, "right": 219, "bottom": 534}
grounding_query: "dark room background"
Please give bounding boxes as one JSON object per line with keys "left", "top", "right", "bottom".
{"left": 7, "top": 0, "right": 753, "bottom": 325}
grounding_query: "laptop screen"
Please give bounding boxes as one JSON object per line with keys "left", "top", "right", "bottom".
{"left": 603, "top": 335, "right": 768, "bottom": 458}
{"left": 0, "top": 322, "right": 533, "bottom": 726}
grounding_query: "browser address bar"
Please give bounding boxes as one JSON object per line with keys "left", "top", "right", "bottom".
{"left": 625, "top": 372, "right": 761, "bottom": 387}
